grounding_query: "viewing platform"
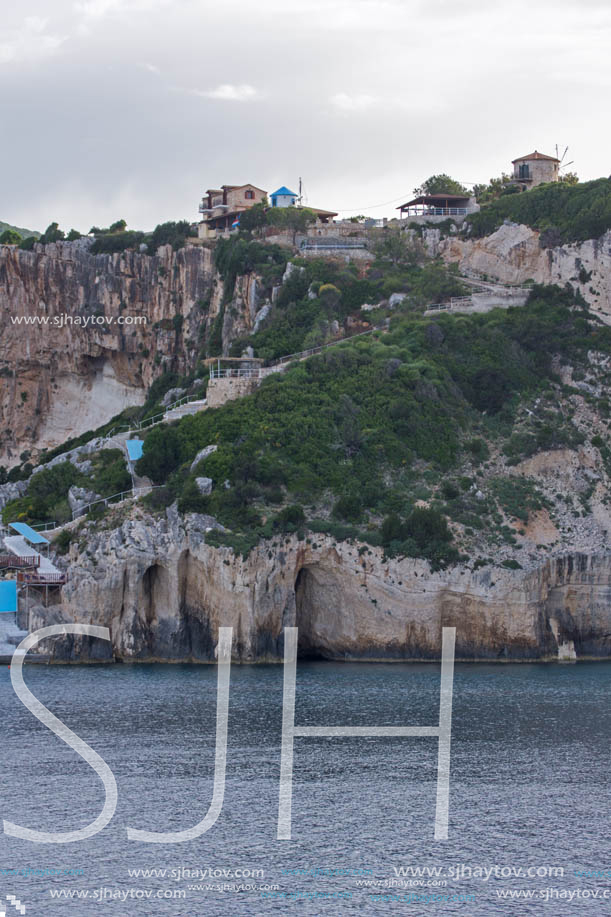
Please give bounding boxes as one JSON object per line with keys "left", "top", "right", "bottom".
{"left": 398, "top": 193, "right": 479, "bottom": 224}
{"left": 3, "top": 531, "right": 65, "bottom": 586}
{"left": 0, "top": 527, "right": 58, "bottom": 663}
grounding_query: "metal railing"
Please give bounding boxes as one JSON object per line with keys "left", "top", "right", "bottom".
{"left": 460, "top": 268, "right": 533, "bottom": 292}
{"left": 105, "top": 394, "right": 205, "bottom": 439}
{"left": 0, "top": 554, "right": 40, "bottom": 569}
{"left": 17, "top": 570, "right": 65, "bottom": 585}
{"left": 425, "top": 296, "right": 474, "bottom": 312}
{"left": 209, "top": 368, "right": 263, "bottom": 380}
{"left": 71, "top": 486, "right": 159, "bottom": 520}
{"left": 163, "top": 397, "right": 207, "bottom": 415}
{"left": 268, "top": 322, "right": 388, "bottom": 367}
{"left": 31, "top": 521, "right": 58, "bottom": 532}
{"left": 104, "top": 423, "right": 134, "bottom": 439}
{"left": 300, "top": 240, "right": 368, "bottom": 251}
{"left": 401, "top": 207, "right": 475, "bottom": 217}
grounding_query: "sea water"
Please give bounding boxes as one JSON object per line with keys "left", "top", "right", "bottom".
{"left": 1, "top": 661, "right": 610, "bottom": 915}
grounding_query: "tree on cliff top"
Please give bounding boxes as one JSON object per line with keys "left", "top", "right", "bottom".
{"left": 413, "top": 174, "right": 468, "bottom": 197}
{"left": 0, "top": 229, "right": 22, "bottom": 244}
{"left": 39, "top": 222, "right": 65, "bottom": 244}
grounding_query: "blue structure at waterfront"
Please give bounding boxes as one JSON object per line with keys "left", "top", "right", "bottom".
{"left": 0, "top": 581, "right": 17, "bottom": 613}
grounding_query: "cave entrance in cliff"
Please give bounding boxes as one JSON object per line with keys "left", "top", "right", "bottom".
{"left": 294, "top": 566, "right": 328, "bottom": 659}
{"left": 141, "top": 563, "right": 170, "bottom": 625}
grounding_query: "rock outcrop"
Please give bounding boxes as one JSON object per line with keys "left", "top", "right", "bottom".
{"left": 427, "top": 223, "right": 611, "bottom": 323}
{"left": 0, "top": 240, "right": 216, "bottom": 467}
{"left": 33, "top": 507, "right": 611, "bottom": 664}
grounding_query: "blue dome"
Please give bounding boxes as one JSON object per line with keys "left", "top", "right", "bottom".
{"left": 271, "top": 186, "right": 298, "bottom": 198}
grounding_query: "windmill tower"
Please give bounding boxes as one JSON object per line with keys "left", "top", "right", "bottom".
{"left": 556, "top": 145, "right": 575, "bottom": 178}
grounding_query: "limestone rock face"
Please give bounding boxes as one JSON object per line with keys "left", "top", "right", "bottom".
{"left": 194, "top": 477, "right": 213, "bottom": 496}
{"left": 253, "top": 303, "right": 271, "bottom": 333}
{"left": 431, "top": 223, "right": 611, "bottom": 323}
{"left": 0, "top": 241, "right": 215, "bottom": 467}
{"left": 190, "top": 445, "right": 218, "bottom": 473}
{"left": 161, "top": 387, "right": 186, "bottom": 407}
{"left": 0, "top": 480, "right": 28, "bottom": 511}
{"left": 39, "top": 510, "right": 611, "bottom": 664}
{"left": 68, "top": 485, "right": 102, "bottom": 515}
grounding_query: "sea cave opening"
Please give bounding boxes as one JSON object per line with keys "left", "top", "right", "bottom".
{"left": 294, "top": 566, "right": 329, "bottom": 660}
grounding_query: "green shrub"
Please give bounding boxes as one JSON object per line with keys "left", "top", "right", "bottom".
{"left": 490, "top": 476, "right": 546, "bottom": 523}
{"left": 0, "top": 229, "right": 21, "bottom": 244}
{"left": 273, "top": 504, "right": 305, "bottom": 531}
{"left": 129, "top": 283, "right": 605, "bottom": 566}
{"left": 136, "top": 426, "right": 182, "bottom": 484}
{"left": 466, "top": 438, "right": 490, "bottom": 462}
{"left": 90, "top": 231, "right": 145, "bottom": 254}
{"left": 332, "top": 494, "right": 363, "bottom": 522}
{"left": 467, "top": 178, "right": 611, "bottom": 243}
{"left": 149, "top": 220, "right": 192, "bottom": 251}
{"left": 441, "top": 481, "right": 460, "bottom": 501}
{"left": 54, "top": 529, "right": 72, "bottom": 554}
{"left": 142, "top": 486, "right": 175, "bottom": 511}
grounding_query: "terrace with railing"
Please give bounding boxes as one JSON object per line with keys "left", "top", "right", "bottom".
{"left": 398, "top": 193, "right": 479, "bottom": 221}
{"left": 0, "top": 554, "right": 40, "bottom": 569}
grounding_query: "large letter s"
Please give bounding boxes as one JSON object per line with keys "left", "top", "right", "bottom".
{"left": 4, "top": 624, "right": 118, "bottom": 844}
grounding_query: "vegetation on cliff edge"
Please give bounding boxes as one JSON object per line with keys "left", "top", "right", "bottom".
{"left": 467, "top": 177, "right": 611, "bottom": 243}
{"left": 134, "top": 284, "right": 604, "bottom": 567}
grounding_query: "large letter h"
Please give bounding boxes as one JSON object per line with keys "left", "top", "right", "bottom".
{"left": 277, "top": 626, "right": 456, "bottom": 841}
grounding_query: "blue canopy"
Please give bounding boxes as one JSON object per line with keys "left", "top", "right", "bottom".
{"left": 126, "top": 439, "right": 144, "bottom": 462}
{"left": 0, "top": 580, "right": 17, "bottom": 613}
{"left": 9, "top": 522, "right": 49, "bottom": 545}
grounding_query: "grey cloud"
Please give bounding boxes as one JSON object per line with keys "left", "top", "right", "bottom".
{"left": 0, "top": 0, "right": 608, "bottom": 231}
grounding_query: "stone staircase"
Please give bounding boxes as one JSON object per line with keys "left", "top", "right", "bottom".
{"left": 163, "top": 399, "right": 207, "bottom": 422}
{"left": 0, "top": 612, "right": 28, "bottom": 659}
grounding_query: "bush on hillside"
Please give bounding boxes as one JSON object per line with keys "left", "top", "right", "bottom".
{"left": 467, "top": 177, "right": 611, "bottom": 243}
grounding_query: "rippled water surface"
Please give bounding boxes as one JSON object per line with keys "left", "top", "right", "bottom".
{"left": 1, "top": 661, "right": 610, "bottom": 915}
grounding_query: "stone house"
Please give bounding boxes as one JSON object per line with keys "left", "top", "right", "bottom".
{"left": 511, "top": 151, "right": 560, "bottom": 189}
{"left": 198, "top": 184, "right": 267, "bottom": 239}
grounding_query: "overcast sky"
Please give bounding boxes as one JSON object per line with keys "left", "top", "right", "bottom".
{"left": 1, "top": 0, "right": 609, "bottom": 233}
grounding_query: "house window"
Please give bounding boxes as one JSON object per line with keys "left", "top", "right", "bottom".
{"left": 518, "top": 163, "right": 530, "bottom": 179}
{"left": 245, "top": 190, "right": 254, "bottom": 199}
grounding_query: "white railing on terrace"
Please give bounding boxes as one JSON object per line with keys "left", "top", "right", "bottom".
{"left": 402, "top": 207, "right": 475, "bottom": 217}
{"left": 300, "top": 240, "right": 368, "bottom": 250}
{"left": 425, "top": 296, "right": 474, "bottom": 312}
{"left": 209, "top": 367, "right": 267, "bottom": 380}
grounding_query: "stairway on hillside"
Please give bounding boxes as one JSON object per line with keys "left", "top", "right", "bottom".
{"left": 163, "top": 399, "right": 207, "bottom": 422}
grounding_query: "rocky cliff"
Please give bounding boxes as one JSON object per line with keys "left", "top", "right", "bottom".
{"left": 426, "top": 223, "right": 611, "bottom": 323}
{"left": 29, "top": 504, "right": 611, "bottom": 664}
{"left": 0, "top": 240, "right": 218, "bottom": 467}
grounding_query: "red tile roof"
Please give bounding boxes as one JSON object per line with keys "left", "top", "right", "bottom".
{"left": 511, "top": 150, "right": 560, "bottom": 163}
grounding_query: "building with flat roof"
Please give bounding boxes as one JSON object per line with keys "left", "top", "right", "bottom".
{"left": 397, "top": 193, "right": 478, "bottom": 223}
